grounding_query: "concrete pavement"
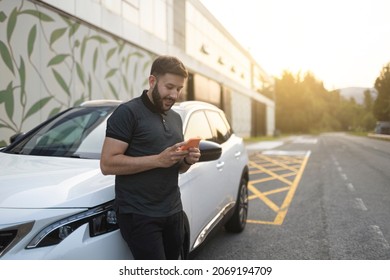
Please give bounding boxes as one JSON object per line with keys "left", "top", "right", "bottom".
{"left": 245, "top": 139, "right": 285, "bottom": 153}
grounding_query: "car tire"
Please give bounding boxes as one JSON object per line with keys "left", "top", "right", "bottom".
{"left": 225, "top": 176, "right": 248, "bottom": 233}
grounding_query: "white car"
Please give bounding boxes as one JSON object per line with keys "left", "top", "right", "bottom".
{"left": 0, "top": 100, "right": 249, "bottom": 259}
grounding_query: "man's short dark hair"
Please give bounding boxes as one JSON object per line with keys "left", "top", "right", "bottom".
{"left": 151, "top": 55, "right": 188, "bottom": 79}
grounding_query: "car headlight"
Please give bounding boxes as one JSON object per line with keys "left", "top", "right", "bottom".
{"left": 26, "top": 202, "right": 118, "bottom": 249}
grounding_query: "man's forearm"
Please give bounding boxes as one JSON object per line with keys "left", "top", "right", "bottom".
{"left": 100, "top": 154, "right": 161, "bottom": 175}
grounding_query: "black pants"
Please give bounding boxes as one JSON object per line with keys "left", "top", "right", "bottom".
{"left": 117, "top": 211, "right": 184, "bottom": 260}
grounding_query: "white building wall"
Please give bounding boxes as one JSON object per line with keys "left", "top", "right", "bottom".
{"left": 41, "top": 0, "right": 273, "bottom": 109}
{"left": 41, "top": 0, "right": 171, "bottom": 55}
{"left": 266, "top": 105, "right": 275, "bottom": 136}
{"left": 42, "top": 0, "right": 267, "bottom": 101}
{"left": 185, "top": 1, "right": 251, "bottom": 88}
{"left": 0, "top": 0, "right": 275, "bottom": 145}
{"left": 230, "top": 93, "right": 252, "bottom": 138}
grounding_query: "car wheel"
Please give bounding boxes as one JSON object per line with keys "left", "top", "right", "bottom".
{"left": 225, "top": 176, "right": 248, "bottom": 233}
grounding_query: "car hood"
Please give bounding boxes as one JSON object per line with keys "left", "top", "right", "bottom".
{"left": 0, "top": 153, "right": 115, "bottom": 209}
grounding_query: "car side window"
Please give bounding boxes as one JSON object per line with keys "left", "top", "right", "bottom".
{"left": 205, "top": 110, "right": 232, "bottom": 144}
{"left": 184, "top": 111, "right": 213, "bottom": 141}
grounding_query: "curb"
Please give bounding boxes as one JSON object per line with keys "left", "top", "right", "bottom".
{"left": 367, "top": 133, "right": 390, "bottom": 141}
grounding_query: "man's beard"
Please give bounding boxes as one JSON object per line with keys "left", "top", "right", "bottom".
{"left": 151, "top": 85, "right": 164, "bottom": 113}
{"left": 152, "top": 85, "right": 174, "bottom": 113}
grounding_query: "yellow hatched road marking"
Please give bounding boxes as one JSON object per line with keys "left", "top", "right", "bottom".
{"left": 262, "top": 186, "right": 290, "bottom": 196}
{"left": 250, "top": 160, "right": 293, "bottom": 185}
{"left": 247, "top": 151, "right": 310, "bottom": 226}
{"left": 248, "top": 183, "right": 280, "bottom": 212}
{"left": 256, "top": 154, "right": 300, "bottom": 172}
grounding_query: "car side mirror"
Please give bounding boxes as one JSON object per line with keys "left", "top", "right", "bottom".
{"left": 198, "top": 140, "right": 222, "bottom": 162}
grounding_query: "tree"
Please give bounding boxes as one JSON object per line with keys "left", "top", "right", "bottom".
{"left": 274, "top": 70, "right": 373, "bottom": 134}
{"left": 360, "top": 89, "right": 376, "bottom": 132}
{"left": 275, "top": 71, "right": 332, "bottom": 133}
{"left": 274, "top": 71, "right": 305, "bottom": 133}
{"left": 363, "top": 89, "right": 374, "bottom": 111}
{"left": 373, "top": 63, "right": 390, "bottom": 121}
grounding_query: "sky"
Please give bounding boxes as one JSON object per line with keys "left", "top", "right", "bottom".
{"left": 200, "top": 0, "right": 390, "bottom": 90}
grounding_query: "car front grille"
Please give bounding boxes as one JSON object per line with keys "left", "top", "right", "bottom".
{"left": 0, "top": 221, "right": 34, "bottom": 258}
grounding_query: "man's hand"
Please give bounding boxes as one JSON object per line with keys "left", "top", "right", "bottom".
{"left": 157, "top": 142, "right": 189, "bottom": 168}
{"left": 183, "top": 147, "right": 201, "bottom": 165}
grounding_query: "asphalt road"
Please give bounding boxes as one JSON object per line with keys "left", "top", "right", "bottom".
{"left": 192, "top": 133, "right": 390, "bottom": 260}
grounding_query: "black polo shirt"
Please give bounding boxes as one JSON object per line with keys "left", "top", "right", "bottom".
{"left": 106, "top": 90, "right": 184, "bottom": 217}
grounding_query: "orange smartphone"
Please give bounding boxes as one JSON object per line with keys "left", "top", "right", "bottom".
{"left": 179, "top": 137, "right": 201, "bottom": 150}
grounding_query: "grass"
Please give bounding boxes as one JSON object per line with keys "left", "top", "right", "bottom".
{"left": 244, "top": 131, "right": 390, "bottom": 144}
{"left": 347, "top": 131, "right": 372, "bottom": 137}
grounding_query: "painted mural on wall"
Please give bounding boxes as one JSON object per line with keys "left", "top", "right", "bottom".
{"left": 0, "top": 0, "right": 154, "bottom": 146}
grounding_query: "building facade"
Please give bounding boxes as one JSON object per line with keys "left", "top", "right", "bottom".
{"left": 0, "top": 0, "right": 274, "bottom": 146}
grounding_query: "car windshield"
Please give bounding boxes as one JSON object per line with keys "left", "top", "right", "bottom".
{"left": 6, "top": 106, "right": 114, "bottom": 159}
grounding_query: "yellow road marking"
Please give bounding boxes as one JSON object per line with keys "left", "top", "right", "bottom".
{"left": 262, "top": 186, "right": 290, "bottom": 196}
{"left": 247, "top": 152, "right": 310, "bottom": 225}
{"left": 250, "top": 160, "right": 293, "bottom": 185}
{"left": 248, "top": 183, "right": 280, "bottom": 212}
{"left": 272, "top": 154, "right": 310, "bottom": 225}
{"left": 257, "top": 154, "right": 300, "bottom": 172}
{"left": 250, "top": 176, "right": 279, "bottom": 184}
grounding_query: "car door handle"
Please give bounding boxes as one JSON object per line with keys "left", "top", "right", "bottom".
{"left": 234, "top": 151, "right": 241, "bottom": 158}
{"left": 216, "top": 161, "right": 225, "bottom": 170}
